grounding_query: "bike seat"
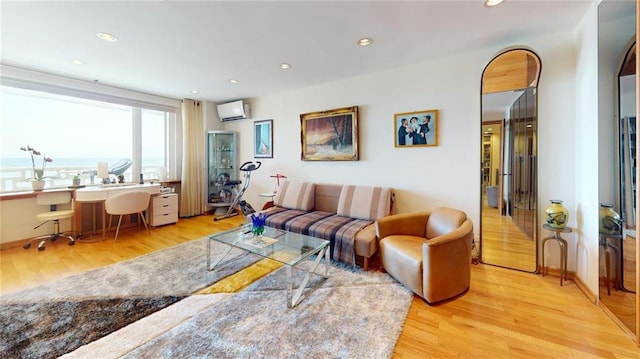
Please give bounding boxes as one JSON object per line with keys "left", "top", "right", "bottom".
{"left": 223, "top": 180, "right": 241, "bottom": 186}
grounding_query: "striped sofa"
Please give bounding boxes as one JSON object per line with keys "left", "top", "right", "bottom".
{"left": 261, "top": 181, "right": 394, "bottom": 270}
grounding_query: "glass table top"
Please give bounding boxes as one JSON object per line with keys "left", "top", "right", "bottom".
{"left": 209, "top": 225, "right": 329, "bottom": 267}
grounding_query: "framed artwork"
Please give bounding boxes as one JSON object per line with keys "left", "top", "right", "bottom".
{"left": 394, "top": 109, "right": 438, "bottom": 147}
{"left": 300, "top": 106, "right": 359, "bottom": 161}
{"left": 254, "top": 119, "right": 273, "bottom": 158}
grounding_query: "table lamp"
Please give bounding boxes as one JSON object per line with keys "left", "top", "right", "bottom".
{"left": 97, "top": 162, "right": 109, "bottom": 184}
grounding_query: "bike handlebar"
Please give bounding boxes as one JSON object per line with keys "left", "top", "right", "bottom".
{"left": 239, "top": 161, "right": 262, "bottom": 171}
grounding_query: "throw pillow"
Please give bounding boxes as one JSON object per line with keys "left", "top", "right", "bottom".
{"left": 273, "top": 181, "right": 315, "bottom": 210}
{"left": 336, "top": 185, "right": 391, "bottom": 220}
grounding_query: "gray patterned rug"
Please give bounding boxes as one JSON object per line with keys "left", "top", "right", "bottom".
{"left": 1, "top": 237, "right": 413, "bottom": 359}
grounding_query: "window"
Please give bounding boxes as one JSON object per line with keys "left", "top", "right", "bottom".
{"left": 0, "top": 86, "right": 177, "bottom": 192}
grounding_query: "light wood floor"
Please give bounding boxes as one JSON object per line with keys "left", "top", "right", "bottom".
{"left": 1, "top": 215, "right": 639, "bottom": 358}
{"left": 599, "top": 235, "right": 637, "bottom": 335}
{"left": 481, "top": 203, "right": 537, "bottom": 272}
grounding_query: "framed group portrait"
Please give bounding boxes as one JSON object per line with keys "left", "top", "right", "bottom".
{"left": 254, "top": 119, "right": 273, "bottom": 158}
{"left": 394, "top": 109, "right": 438, "bottom": 147}
{"left": 300, "top": 106, "right": 359, "bottom": 161}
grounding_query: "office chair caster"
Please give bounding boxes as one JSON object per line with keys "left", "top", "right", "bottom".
{"left": 20, "top": 240, "right": 47, "bottom": 250}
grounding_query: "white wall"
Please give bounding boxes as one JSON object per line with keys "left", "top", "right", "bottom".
{"left": 222, "top": 29, "right": 582, "bottom": 275}
{"left": 224, "top": 52, "right": 483, "bottom": 223}
{"left": 576, "top": 1, "right": 600, "bottom": 296}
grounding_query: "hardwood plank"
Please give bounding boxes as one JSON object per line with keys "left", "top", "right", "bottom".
{"left": 481, "top": 202, "right": 536, "bottom": 271}
{"left": 0, "top": 214, "right": 245, "bottom": 294}
{"left": 1, "top": 214, "right": 638, "bottom": 357}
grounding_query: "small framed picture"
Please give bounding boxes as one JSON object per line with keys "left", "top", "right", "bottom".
{"left": 394, "top": 109, "right": 438, "bottom": 147}
{"left": 254, "top": 119, "right": 273, "bottom": 158}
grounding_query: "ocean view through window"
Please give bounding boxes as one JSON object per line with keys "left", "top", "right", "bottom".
{"left": 0, "top": 86, "right": 176, "bottom": 192}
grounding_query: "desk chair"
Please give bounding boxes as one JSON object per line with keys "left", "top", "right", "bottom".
{"left": 24, "top": 192, "right": 76, "bottom": 251}
{"left": 105, "top": 191, "right": 151, "bottom": 241}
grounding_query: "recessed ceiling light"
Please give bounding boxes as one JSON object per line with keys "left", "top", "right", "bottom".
{"left": 280, "top": 63, "right": 291, "bottom": 69}
{"left": 229, "top": 79, "right": 239, "bottom": 84}
{"left": 485, "top": 0, "right": 505, "bottom": 7}
{"left": 191, "top": 90, "right": 200, "bottom": 94}
{"left": 72, "top": 60, "right": 84, "bottom": 65}
{"left": 357, "top": 38, "right": 373, "bottom": 46}
{"left": 96, "top": 32, "right": 118, "bottom": 42}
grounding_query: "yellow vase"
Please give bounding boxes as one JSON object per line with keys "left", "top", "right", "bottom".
{"left": 545, "top": 200, "right": 568, "bottom": 229}
{"left": 599, "top": 203, "right": 622, "bottom": 235}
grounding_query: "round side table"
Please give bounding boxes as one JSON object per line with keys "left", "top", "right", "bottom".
{"left": 541, "top": 223, "right": 572, "bottom": 286}
{"left": 259, "top": 192, "right": 276, "bottom": 210}
{"left": 599, "top": 232, "right": 623, "bottom": 295}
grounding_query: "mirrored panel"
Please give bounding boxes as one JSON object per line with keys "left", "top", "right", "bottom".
{"left": 598, "top": 0, "right": 636, "bottom": 337}
{"left": 480, "top": 49, "right": 540, "bottom": 272}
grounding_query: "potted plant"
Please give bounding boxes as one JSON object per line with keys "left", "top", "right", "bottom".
{"left": 20, "top": 145, "right": 52, "bottom": 191}
{"left": 72, "top": 173, "right": 81, "bottom": 186}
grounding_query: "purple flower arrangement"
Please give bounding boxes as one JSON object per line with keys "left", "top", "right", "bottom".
{"left": 20, "top": 145, "right": 52, "bottom": 180}
{"left": 250, "top": 213, "right": 267, "bottom": 237}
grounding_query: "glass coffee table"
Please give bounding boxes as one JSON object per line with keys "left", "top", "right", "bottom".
{"left": 207, "top": 225, "right": 331, "bottom": 307}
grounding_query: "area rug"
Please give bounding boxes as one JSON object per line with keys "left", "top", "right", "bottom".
{"left": 1, "top": 236, "right": 413, "bottom": 359}
{"left": 0, "top": 237, "right": 262, "bottom": 358}
{"left": 64, "top": 262, "right": 412, "bottom": 359}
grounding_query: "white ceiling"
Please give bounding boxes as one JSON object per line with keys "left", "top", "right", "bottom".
{"left": 1, "top": 0, "right": 593, "bottom": 103}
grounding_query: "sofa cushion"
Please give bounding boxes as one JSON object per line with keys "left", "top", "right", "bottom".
{"left": 262, "top": 207, "right": 308, "bottom": 229}
{"left": 336, "top": 185, "right": 391, "bottom": 221}
{"left": 273, "top": 181, "right": 315, "bottom": 211}
{"left": 284, "top": 211, "right": 334, "bottom": 235}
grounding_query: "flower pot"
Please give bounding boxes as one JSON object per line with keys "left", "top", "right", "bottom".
{"left": 72, "top": 177, "right": 81, "bottom": 186}
{"left": 545, "top": 200, "right": 568, "bottom": 229}
{"left": 31, "top": 180, "right": 45, "bottom": 191}
{"left": 599, "top": 203, "right": 622, "bottom": 235}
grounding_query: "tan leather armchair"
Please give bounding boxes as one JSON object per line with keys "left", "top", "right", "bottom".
{"left": 376, "top": 207, "right": 473, "bottom": 304}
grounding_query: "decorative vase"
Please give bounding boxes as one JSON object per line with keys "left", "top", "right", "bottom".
{"left": 250, "top": 212, "right": 267, "bottom": 238}
{"left": 545, "top": 200, "right": 568, "bottom": 229}
{"left": 252, "top": 225, "right": 265, "bottom": 238}
{"left": 599, "top": 203, "right": 622, "bottom": 235}
{"left": 31, "top": 180, "right": 45, "bottom": 191}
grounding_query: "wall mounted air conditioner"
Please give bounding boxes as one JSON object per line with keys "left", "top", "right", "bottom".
{"left": 217, "top": 100, "right": 250, "bottom": 121}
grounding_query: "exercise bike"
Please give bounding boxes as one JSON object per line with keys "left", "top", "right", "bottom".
{"left": 213, "top": 161, "right": 261, "bottom": 221}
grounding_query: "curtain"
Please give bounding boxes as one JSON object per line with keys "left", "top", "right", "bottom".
{"left": 180, "top": 99, "right": 206, "bottom": 217}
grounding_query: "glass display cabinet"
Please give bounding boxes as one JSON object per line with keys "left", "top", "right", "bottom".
{"left": 207, "top": 131, "right": 237, "bottom": 208}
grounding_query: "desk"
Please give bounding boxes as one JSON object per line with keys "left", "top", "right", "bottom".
{"left": 75, "top": 183, "right": 161, "bottom": 238}
{"left": 541, "top": 223, "right": 572, "bottom": 286}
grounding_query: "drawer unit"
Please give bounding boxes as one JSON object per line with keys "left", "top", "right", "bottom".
{"left": 149, "top": 193, "right": 178, "bottom": 226}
